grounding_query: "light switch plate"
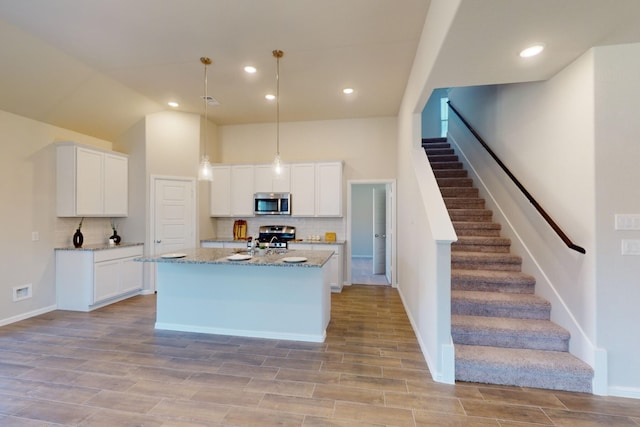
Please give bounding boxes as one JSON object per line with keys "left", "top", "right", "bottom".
{"left": 615, "top": 214, "right": 640, "bottom": 230}
{"left": 621, "top": 239, "right": 640, "bottom": 255}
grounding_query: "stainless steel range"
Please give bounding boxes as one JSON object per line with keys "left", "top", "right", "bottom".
{"left": 257, "top": 225, "right": 296, "bottom": 248}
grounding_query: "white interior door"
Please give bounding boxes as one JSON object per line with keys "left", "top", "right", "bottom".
{"left": 372, "top": 187, "right": 386, "bottom": 275}
{"left": 153, "top": 178, "right": 195, "bottom": 256}
{"left": 385, "top": 184, "right": 393, "bottom": 284}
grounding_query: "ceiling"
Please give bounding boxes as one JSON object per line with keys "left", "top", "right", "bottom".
{"left": 1, "top": 0, "right": 640, "bottom": 141}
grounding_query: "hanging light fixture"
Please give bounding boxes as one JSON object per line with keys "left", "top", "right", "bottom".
{"left": 272, "top": 49, "right": 284, "bottom": 175}
{"left": 198, "top": 56, "right": 213, "bottom": 181}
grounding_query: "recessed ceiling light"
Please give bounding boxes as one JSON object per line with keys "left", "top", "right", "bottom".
{"left": 343, "top": 88, "right": 354, "bottom": 95}
{"left": 265, "top": 94, "right": 276, "bottom": 101}
{"left": 519, "top": 44, "right": 545, "bottom": 58}
{"left": 168, "top": 101, "right": 179, "bottom": 108}
{"left": 244, "top": 66, "right": 257, "bottom": 74}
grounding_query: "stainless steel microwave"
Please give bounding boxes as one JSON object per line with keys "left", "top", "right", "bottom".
{"left": 254, "top": 192, "right": 291, "bottom": 215}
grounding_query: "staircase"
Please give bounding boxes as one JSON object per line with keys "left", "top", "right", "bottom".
{"left": 423, "top": 137, "right": 593, "bottom": 393}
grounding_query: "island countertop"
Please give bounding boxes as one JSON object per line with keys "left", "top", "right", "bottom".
{"left": 136, "top": 247, "right": 333, "bottom": 268}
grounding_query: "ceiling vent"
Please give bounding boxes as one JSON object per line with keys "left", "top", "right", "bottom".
{"left": 201, "top": 95, "right": 220, "bottom": 106}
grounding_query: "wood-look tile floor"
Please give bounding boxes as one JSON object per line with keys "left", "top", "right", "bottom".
{"left": 1, "top": 285, "right": 639, "bottom": 426}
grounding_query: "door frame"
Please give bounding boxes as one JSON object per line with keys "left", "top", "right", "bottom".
{"left": 148, "top": 175, "right": 197, "bottom": 292}
{"left": 346, "top": 179, "right": 397, "bottom": 288}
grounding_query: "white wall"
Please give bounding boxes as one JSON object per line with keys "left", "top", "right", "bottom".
{"left": 0, "top": 109, "right": 113, "bottom": 325}
{"left": 593, "top": 43, "right": 640, "bottom": 396}
{"left": 396, "top": 0, "right": 461, "bottom": 384}
{"left": 421, "top": 88, "right": 449, "bottom": 138}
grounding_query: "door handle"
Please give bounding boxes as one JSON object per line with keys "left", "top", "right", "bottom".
{"left": 156, "top": 240, "right": 162, "bottom": 244}
{"left": 375, "top": 234, "right": 386, "bottom": 238}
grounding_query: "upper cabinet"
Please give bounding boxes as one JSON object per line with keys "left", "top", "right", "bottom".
{"left": 254, "top": 164, "right": 290, "bottom": 193}
{"left": 210, "top": 161, "right": 342, "bottom": 218}
{"left": 315, "top": 162, "right": 343, "bottom": 217}
{"left": 57, "top": 143, "right": 128, "bottom": 217}
{"left": 210, "top": 165, "right": 254, "bottom": 217}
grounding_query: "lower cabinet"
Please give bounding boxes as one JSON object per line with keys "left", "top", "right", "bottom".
{"left": 56, "top": 245, "right": 143, "bottom": 311}
{"left": 288, "top": 243, "right": 344, "bottom": 292}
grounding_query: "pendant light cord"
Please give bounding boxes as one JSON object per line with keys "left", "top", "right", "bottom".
{"left": 273, "top": 50, "right": 283, "bottom": 158}
{"left": 201, "top": 57, "right": 211, "bottom": 159}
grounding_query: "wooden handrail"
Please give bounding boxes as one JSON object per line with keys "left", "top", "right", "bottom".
{"left": 447, "top": 101, "right": 586, "bottom": 254}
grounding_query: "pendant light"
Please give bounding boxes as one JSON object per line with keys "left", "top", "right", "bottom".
{"left": 272, "top": 49, "right": 284, "bottom": 175}
{"left": 198, "top": 56, "right": 213, "bottom": 181}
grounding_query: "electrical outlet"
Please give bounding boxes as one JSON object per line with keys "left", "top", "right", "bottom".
{"left": 13, "top": 284, "right": 32, "bottom": 301}
{"left": 621, "top": 239, "right": 640, "bottom": 255}
{"left": 32, "top": 231, "right": 39, "bottom": 241}
{"left": 615, "top": 214, "right": 640, "bottom": 230}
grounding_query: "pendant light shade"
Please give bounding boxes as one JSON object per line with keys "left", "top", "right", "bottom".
{"left": 198, "top": 57, "right": 213, "bottom": 181}
{"left": 272, "top": 49, "right": 284, "bottom": 176}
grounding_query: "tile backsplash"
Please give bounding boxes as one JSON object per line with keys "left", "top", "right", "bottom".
{"left": 215, "top": 217, "right": 346, "bottom": 241}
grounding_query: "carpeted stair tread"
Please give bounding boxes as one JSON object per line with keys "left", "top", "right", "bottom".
{"left": 437, "top": 178, "right": 474, "bottom": 187}
{"left": 445, "top": 197, "right": 485, "bottom": 209}
{"left": 452, "top": 251, "right": 522, "bottom": 271}
{"left": 434, "top": 170, "right": 468, "bottom": 178}
{"left": 448, "top": 209, "right": 493, "bottom": 222}
{"left": 455, "top": 344, "right": 593, "bottom": 393}
{"left": 451, "top": 290, "right": 551, "bottom": 319}
{"left": 452, "top": 221, "right": 501, "bottom": 236}
{"left": 440, "top": 188, "right": 479, "bottom": 198}
{"left": 452, "top": 236, "right": 511, "bottom": 253}
{"left": 452, "top": 315, "right": 570, "bottom": 351}
{"left": 425, "top": 148, "right": 454, "bottom": 156}
{"left": 431, "top": 161, "right": 463, "bottom": 170}
{"left": 452, "top": 269, "right": 536, "bottom": 293}
{"left": 429, "top": 154, "right": 459, "bottom": 163}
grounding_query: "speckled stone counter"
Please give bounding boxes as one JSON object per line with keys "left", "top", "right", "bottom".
{"left": 141, "top": 247, "right": 332, "bottom": 342}
{"left": 55, "top": 242, "right": 144, "bottom": 251}
{"left": 137, "top": 247, "right": 333, "bottom": 268}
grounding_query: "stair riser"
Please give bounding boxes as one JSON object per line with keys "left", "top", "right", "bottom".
{"left": 451, "top": 302, "right": 550, "bottom": 320}
{"left": 452, "top": 244, "right": 511, "bottom": 254}
{"left": 429, "top": 155, "right": 459, "bottom": 163}
{"left": 454, "top": 229, "right": 502, "bottom": 237}
{"left": 451, "top": 281, "right": 535, "bottom": 294}
{"left": 451, "top": 261, "right": 521, "bottom": 272}
{"left": 440, "top": 188, "right": 479, "bottom": 198}
{"left": 437, "top": 178, "right": 474, "bottom": 187}
{"left": 454, "top": 365, "right": 592, "bottom": 393}
{"left": 449, "top": 212, "right": 493, "bottom": 222}
{"left": 431, "top": 162, "right": 463, "bottom": 170}
{"left": 425, "top": 148, "right": 454, "bottom": 156}
{"left": 422, "top": 142, "right": 449, "bottom": 149}
{"left": 452, "top": 331, "right": 569, "bottom": 352}
{"left": 434, "top": 170, "right": 468, "bottom": 178}
{"left": 445, "top": 199, "right": 485, "bottom": 209}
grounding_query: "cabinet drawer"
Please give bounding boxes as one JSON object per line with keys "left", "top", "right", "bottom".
{"left": 94, "top": 246, "right": 143, "bottom": 262}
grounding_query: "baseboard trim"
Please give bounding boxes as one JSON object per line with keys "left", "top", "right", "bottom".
{"left": 0, "top": 304, "right": 57, "bottom": 327}
{"left": 608, "top": 386, "right": 640, "bottom": 399}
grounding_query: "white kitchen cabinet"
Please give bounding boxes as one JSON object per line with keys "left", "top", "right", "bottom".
{"left": 254, "top": 164, "right": 290, "bottom": 193}
{"left": 210, "top": 166, "right": 231, "bottom": 216}
{"left": 288, "top": 243, "right": 344, "bottom": 292}
{"left": 290, "top": 161, "right": 342, "bottom": 217}
{"left": 56, "top": 245, "right": 143, "bottom": 311}
{"left": 315, "top": 162, "right": 343, "bottom": 216}
{"left": 210, "top": 165, "right": 254, "bottom": 217}
{"left": 290, "top": 163, "right": 316, "bottom": 216}
{"left": 57, "top": 143, "right": 128, "bottom": 217}
{"left": 231, "top": 165, "right": 255, "bottom": 216}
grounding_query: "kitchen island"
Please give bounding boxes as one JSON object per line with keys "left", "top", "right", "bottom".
{"left": 137, "top": 248, "right": 333, "bottom": 342}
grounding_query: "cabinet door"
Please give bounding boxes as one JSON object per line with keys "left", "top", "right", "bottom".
{"left": 316, "top": 162, "right": 343, "bottom": 216}
{"left": 119, "top": 258, "right": 142, "bottom": 294}
{"left": 104, "top": 154, "right": 128, "bottom": 216}
{"left": 210, "top": 166, "right": 231, "bottom": 216}
{"left": 76, "top": 147, "right": 104, "bottom": 215}
{"left": 94, "top": 260, "right": 120, "bottom": 303}
{"left": 254, "top": 164, "right": 291, "bottom": 193}
{"left": 230, "top": 165, "right": 255, "bottom": 216}
{"left": 324, "top": 244, "right": 343, "bottom": 289}
{"left": 290, "top": 163, "right": 315, "bottom": 216}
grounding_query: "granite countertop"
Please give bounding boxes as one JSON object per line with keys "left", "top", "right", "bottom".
{"left": 136, "top": 247, "right": 334, "bottom": 268}
{"left": 55, "top": 242, "right": 144, "bottom": 251}
{"left": 201, "top": 238, "right": 345, "bottom": 245}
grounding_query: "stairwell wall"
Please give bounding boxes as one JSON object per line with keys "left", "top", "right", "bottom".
{"left": 447, "top": 45, "right": 640, "bottom": 397}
